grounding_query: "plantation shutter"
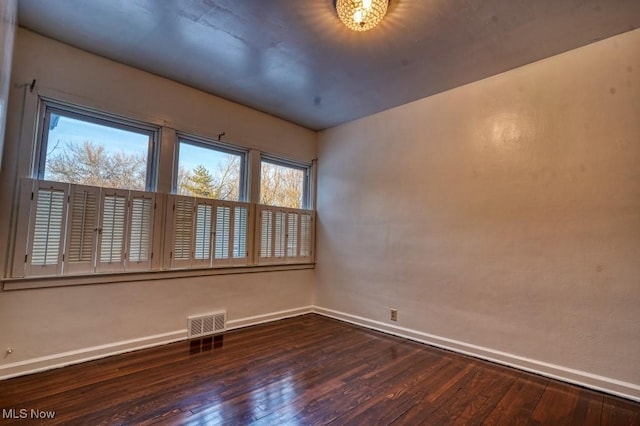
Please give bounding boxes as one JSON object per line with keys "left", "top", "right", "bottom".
{"left": 193, "top": 200, "right": 213, "bottom": 267}
{"left": 97, "top": 189, "right": 127, "bottom": 272}
{"left": 256, "top": 205, "right": 315, "bottom": 265}
{"left": 25, "top": 181, "right": 68, "bottom": 277}
{"left": 127, "top": 191, "right": 155, "bottom": 271}
{"left": 233, "top": 206, "right": 248, "bottom": 260}
{"left": 260, "top": 210, "right": 273, "bottom": 259}
{"left": 171, "top": 196, "right": 195, "bottom": 269}
{"left": 287, "top": 213, "right": 299, "bottom": 257}
{"left": 211, "top": 201, "right": 249, "bottom": 266}
{"left": 299, "top": 213, "right": 313, "bottom": 258}
{"left": 274, "top": 211, "right": 286, "bottom": 259}
{"left": 64, "top": 185, "right": 100, "bottom": 274}
{"left": 214, "top": 205, "right": 231, "bottom": 261}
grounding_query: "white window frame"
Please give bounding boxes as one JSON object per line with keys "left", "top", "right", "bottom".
{"left": 260, "top": 155, "right": 311, "bottom": 209}
{"left": 6, "top": 97, "right": 316, "bottom": 285}
{"left": 35, "top": 99, "right": 160, "bottom": 192}
{"left": 174, "top": 133, "right": 248, "bottom": 202}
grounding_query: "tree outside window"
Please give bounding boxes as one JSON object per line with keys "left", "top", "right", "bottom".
{"left": 41, "top": 109, "right": 154, "bottom": 191}
{"left": 260, "top": 160, "right": 307, "bottom": 209}
{"left": 175, "top": 140, "right": 243, "bottom": 201}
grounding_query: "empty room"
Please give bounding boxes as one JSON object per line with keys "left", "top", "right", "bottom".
{"left": 0, "top": 0, "right": 639, "bottom": 424}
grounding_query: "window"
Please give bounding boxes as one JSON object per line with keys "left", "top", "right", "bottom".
{"left": 175, "top": 136, "right": 247, "bottom": 201}
{"left": 10, "top": 99, "right": 315, "bottom": 282}
{"left": 260, "top": 157, "right": 309, "bottom": 209}
{"left": 37, "top": 101, "right": 158, "bottom": 191}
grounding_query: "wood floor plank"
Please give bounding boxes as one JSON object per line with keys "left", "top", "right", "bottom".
{"left": 601, "top": 394, "right": 640, "bottom": 426}
{"left": 1, "top": 314, "right": 638, "bottom": 425}
{"left": 481, "top": 373, "right": 549, "bottom": 425}
{"left": 531, "top": 380, "right": 581, "bottom": 425}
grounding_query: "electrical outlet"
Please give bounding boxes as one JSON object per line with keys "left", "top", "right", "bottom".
{"left": 390, "top": 309, "right": 398, "bottom": 321}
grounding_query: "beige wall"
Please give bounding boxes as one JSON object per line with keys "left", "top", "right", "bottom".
{"left": 316, "top": 29, "right": 640, "bottom": 399}
{"left": 0, "top": 0, "right": 16, "bottom": 170}
{"left": 0, "top": 29, "right": 315, "bottom": 377}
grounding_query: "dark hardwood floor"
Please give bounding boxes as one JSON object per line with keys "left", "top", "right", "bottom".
{"left": 1, "top": 314, "right": 638, "bottom": 425}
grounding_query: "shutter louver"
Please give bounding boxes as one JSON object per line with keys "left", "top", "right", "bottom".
{"left": 65, "top": 185, "right": 99, "bottom": 274}
{"left": 25, "top": 181, "right": 69, "bottom": 277}
{"left": 215, "top": 206, "right": 231, "bottom": 260}
{"left": 233, "top": 206, "right": 248, "bottom": 259}
{"left": 173, "top": 197, "right": 194, "bottom": 264}
{"left": 194, "top": 203, "right": 212, "bottom": 262}
{"left": 260, "top": 210, "right": 273, "bottom": 258}
{"left": 128, "top": 194, "right": 154, "bottom": 268}
{"left": 287, "top": 213, "right": 299, "bottom": 257}
{"left": 98, "top": 192, "right": 127, "bottom": 271}
{"left": 300, "top": 213, "right": 312, "bottom": 257}
{"left": 31, "top": 189, "right": 65, "bottom": 266}
{"left": 274, "top": 211, "right": 286, "bottom": 258}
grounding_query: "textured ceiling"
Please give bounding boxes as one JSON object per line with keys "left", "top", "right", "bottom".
{"left": 17, "top": 0, "right": 640, "bottom": 130}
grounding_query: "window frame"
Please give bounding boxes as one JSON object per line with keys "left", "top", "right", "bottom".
{"left": 260, "top": 154, "right": 311, "bottom": 209}
{"left": 174, "top": 133, "right": 249, "bottom": 202}
{"left": 35, "top": 99, "right": 160, "bottom": 192}
{"left": 5, "top": 94, "right": 316, "bottom": 288}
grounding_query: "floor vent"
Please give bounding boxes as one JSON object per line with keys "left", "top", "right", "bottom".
{"left": 188, "top": 311, "right": 226, "bottom": 338}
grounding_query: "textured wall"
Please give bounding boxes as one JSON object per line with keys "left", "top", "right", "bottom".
{"left": 316, "top": 29, "right": 640, "bottom": 395}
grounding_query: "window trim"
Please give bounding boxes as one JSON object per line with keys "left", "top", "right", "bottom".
{"left": 5, "top": 93, "right": 316, "bottom": 288}
{"left": 174, "top": 133, "right": 249, "bottom": 202}
{"left": 260, "top": 154, "right": 311, "bottom": 209}
{"left": 2, "top": 263, "right": 315, "bottom": 291}
{"left": 35, "top": 99, "right": 160, "bottom": 192}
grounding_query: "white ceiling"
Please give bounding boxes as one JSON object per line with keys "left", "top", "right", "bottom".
{"left": 17, "top": 0, "right": 640, "bottom": 130}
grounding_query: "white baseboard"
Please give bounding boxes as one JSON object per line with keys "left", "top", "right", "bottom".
{"left": 226, "top": 306, "right": 313, "bottom": 330}
{"left": 0, "top": 306, "right": 313, "bottom": 381}
{"left": 312, "top": 306, "right": 640, "bottom": 402}
{"left": 0, "top": 330, "right": 187, "bottom": 380}
{"left": 3, "top": 305, "right": 637, "bottom": 403}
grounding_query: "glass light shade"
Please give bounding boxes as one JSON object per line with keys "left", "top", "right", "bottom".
{"left": 336, "top": 0, "right": 389, "bottom": 32}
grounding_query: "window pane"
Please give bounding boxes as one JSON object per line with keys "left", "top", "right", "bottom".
{"left": 177, "top": 142, "right": 242, "bottom": 201}
{"left": 43, "top": 112, "right": 151, "bottom": 191}
{"left": 260, "top": 161, "right": 306, "bottom": 209}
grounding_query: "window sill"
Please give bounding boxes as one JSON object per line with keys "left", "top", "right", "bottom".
{"left": 1, "top": 263, "right": 315, "bottom": 291}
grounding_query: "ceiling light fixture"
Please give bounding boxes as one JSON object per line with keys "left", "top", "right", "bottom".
{"left": 336, "top": 0, "right": 389, "bottom": 32}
